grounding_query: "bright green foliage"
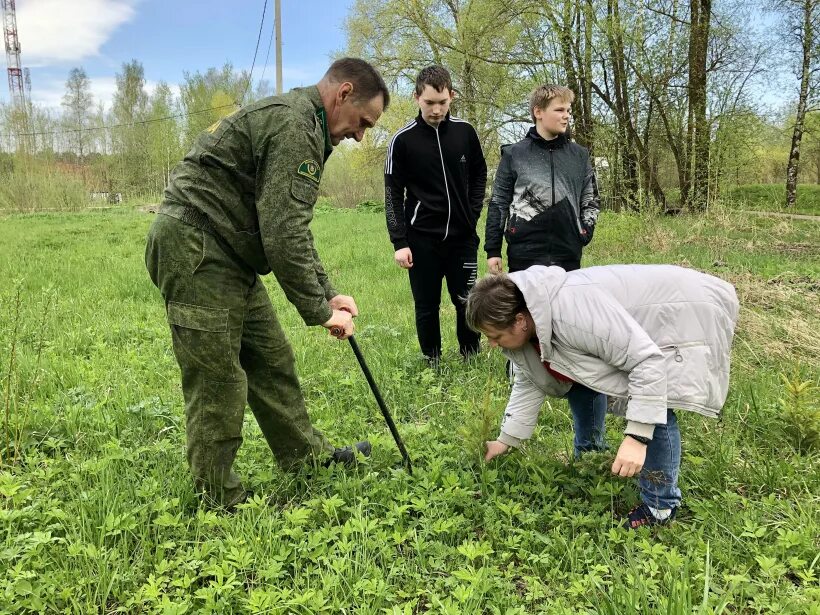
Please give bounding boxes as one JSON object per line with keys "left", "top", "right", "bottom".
{"left": 0, "top": 158, "right": 87, "bottom": 212}
{"left": 458, "top": 362, "right": 499, "bottom": 466}
{"left": 721, "top": 184, "right": 820, "bottom": 216}
{"left": 779, "top": 372, "right": 819, "bottom": 453}
{"left": 111, "top": 61, "right": 151, "bottom": 194}
{"left": 0, "top": 206, "right": 817, "bottom": 613}
{"left": 179, "top": 63, "right": 247, "bottom": 149}
{"left": 145, "top": 82, "right": 185, "bottom": 195}
{"left": 345, "top": 0, "right": 536, "bottom": 161}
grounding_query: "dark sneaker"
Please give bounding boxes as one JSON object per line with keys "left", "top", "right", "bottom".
{"left": 623, "top": 503, "right": 677, "bottom": 529}
{"left": 324, "top": 441, "right": 372, "bottom": 467}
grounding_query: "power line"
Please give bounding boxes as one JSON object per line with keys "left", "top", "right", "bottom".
{"left": 0, "top": 102, "right": 238, "bottom": 139}
{"left": 1, "top": 1, "right": 273, "bottom": 142}
{"left": 242, "top": 0, "right": 270, "bottom": 103}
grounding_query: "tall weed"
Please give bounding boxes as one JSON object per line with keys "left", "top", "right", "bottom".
{"left": 458, "top": 359, "right": 497, "bottom": 465}
{"left": 0, "top": 164, "right": 86, "bottom": 212}
{"left": 1, "top": 282, "right": 55, "bottom": 465}
{"left": 779, "top": 371, "right": 819, "bottom": 453}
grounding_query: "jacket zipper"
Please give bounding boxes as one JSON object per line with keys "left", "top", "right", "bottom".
{"left": 659, "top": 341, "right": 707, "bottom": 362}
{"left": 434, "top": 126, "right": 452, "bottom": 240}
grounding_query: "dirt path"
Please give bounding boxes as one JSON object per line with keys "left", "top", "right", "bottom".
{"left": 741, "top": 210, "right": 820, "bottom": 221}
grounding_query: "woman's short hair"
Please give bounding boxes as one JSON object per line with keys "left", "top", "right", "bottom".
{"left": 465, "top": 274, "right": 528, "bottom": 332}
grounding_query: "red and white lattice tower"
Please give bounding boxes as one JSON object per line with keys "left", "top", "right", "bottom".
{"left": 1, "top": 0, "right": 26, "bottom": 109}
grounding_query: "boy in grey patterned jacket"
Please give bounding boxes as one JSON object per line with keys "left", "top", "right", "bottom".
{"left": 484, "top": 85, "right": 607, "bottom": 466}
{"left": 484, "top": 85, "right": 600, "bottom": 274}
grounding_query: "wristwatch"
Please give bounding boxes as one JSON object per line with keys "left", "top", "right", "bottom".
{"left": 626, "top": 433, "right": 651, "bottom": 445}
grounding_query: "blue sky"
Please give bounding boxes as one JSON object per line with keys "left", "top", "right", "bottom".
{"left": 3, "top": 0, "right": 787, "bottom": 114}
{"left": 4, "top": 0, "right": 353, "bottom": 110}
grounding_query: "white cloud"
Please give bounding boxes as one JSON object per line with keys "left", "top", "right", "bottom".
{"left": 16, "top": 0, "right": 137, "bottom": 65}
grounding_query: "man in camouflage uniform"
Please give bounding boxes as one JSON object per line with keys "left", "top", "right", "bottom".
{"left": 145, "top": 58, "right": 389, "bottom": 508}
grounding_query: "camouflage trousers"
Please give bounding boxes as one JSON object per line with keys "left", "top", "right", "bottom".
{"left": 145, "top": 212, "right": 333, "bottom": 507}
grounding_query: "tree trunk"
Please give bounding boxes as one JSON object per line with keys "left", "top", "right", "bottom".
{"left": 581, "top": 0, "right": 594, "bottom": 151}
{"left": 687, "top": 0, "right": 711, "bottom": 211}
{"left": 549, "top": 0, "right": 595, "bottom": 149}
{"left": 461, "top": 57, "right": 478, "bottom": 127}
{"left": 786, "top": 0, "right": 815, "bottom": 208}
{"left": 606, "top": 0, "right": 662, "bottom": 208}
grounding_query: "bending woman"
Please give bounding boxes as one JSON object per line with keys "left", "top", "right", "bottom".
{"left": 465, "top": 265, "right": 738, "bottom": 528}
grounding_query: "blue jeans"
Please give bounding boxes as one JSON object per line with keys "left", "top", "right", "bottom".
{"left": 567, "top": 383, "right": 608, "bottom": 456}
{"left": 638, "top": 409, "right": 682, "bottom": 510}
{"left": 569, "top": 386, "right": 682, "bottom": 510}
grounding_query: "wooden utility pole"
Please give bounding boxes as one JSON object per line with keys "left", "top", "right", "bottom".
{"left": 275, "top": 0, "right": 282, "bottom": 94}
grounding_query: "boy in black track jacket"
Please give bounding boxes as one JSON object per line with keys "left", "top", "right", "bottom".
{"left": 385, "top": 66, "right": 487, "bottom": 363}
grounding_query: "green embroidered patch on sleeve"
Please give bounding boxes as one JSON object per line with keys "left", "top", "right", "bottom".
{"left": 297, "top": 159, "right": 322, "bottom": 184}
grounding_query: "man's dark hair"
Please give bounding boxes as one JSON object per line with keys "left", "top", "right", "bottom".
{"left": 324, "top": 57, "right": 390, "bottom": 110}
{"left": 415, "top": 65, "right": 453, "bottom": 95}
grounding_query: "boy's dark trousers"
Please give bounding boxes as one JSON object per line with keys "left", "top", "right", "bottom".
{"left": 407, "top": 229, "right": 480, "bottom": 360}
{"left": 508, "top": 259, "right": 579, "bottom": 274}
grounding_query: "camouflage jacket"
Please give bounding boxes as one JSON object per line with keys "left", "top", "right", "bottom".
{"left": 162, "top": 86, "right": 336, "bottom": 326}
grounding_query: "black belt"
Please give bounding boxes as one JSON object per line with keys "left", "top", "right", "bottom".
{"left": 158, "top": 202, "right": 255, "bottom": 272}
{"left": 158, "top": 202, "right": 216, "bottom": 236}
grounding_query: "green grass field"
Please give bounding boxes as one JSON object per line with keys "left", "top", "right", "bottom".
{"left": 1, "top": 206, "right": 818, "bottom": 613}
{"left": 721, "top": 184, "right": 820, "bottom": 216}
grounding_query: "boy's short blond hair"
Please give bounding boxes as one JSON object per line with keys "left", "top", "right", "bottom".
{"left": 529, "top": 85, "right": 575, "bottom": 123}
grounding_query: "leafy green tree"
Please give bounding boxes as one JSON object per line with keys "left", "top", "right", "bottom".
{"left": 774, "top": 0, "right": 820, "bottom": 207}
{"left": 799, "top": 110, "right": 820, "bottom": 182}
{"left": 346, "top": 0, "right": 535, "bottom": 166}
{"left": 146, "top": 82, "right": 184, "bottom": 194}
{"left": 61, "top": 68, "right": 93, "bottom": 160}
{"left": 111, "top": 60, "right": 150, "bottom": 194}
{"left": 179, "top": 63, "right": 247, "bottom": 148}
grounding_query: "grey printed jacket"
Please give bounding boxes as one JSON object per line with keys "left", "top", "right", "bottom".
{"left": 497, "top": 265, "right": 739, "bottom": 447}
{"left": 485, "top": 128, "right": 600, "bottom": 271}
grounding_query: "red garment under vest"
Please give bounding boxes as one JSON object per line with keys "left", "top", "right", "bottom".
{"left": 531, "top": 338, "right": 574, "bottom": 383}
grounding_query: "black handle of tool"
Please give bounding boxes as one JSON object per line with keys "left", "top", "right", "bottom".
{"left": 343, "top": 335, "right": 413, "bottom": 475}
{"left": 330, "top": 308, "right": 412, "bottom": 473}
